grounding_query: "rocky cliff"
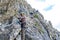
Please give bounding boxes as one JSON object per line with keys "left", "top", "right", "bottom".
{"left": 0, "top": 0, "right": 60, "bottom": 40}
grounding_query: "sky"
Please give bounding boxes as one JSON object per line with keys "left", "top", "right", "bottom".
{"left": 26, "top": 0, "right": 60, "bottom": 31}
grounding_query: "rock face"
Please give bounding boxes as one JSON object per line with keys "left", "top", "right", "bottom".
{"left": 0, "top": 0, "right": 60, "bottom": 40}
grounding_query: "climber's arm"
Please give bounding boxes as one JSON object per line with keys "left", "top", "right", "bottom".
{"left": 17, "top": 16, "right": 22, "bottom": 22}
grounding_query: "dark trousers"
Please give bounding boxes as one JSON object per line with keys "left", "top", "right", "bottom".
{"left": 21, "top": 22, "right": 26, "bottom": 40}
{"left": 21, "top": 22, "right": 26, "bottom": 28}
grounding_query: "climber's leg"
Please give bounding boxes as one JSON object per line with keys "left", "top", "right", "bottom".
{"left": 21, "top": 28, "right": 25, "bottom": 40}
{"left": 21, "top": 23, "right": 26, "bottom": 40}
{"left": 23, "top": 28, "right": 25, "bottom": 40}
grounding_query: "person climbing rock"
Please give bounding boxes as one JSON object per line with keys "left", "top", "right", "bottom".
{"left": 18, "top": 12, "right": 26, "bottom": 28}
{"left": 18, "top": 12, "right": 26, "bottom": 40}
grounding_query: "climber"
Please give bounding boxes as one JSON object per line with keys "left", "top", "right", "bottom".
{"left": 18, "top": 12, "right": 26, "bottom": 40}
{"left": 18, "top": 12, "right": 26, "bottom": 28}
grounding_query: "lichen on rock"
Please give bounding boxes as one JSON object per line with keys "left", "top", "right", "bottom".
{"left": 0, "top": 0, "right": 60, "bottom": 40}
